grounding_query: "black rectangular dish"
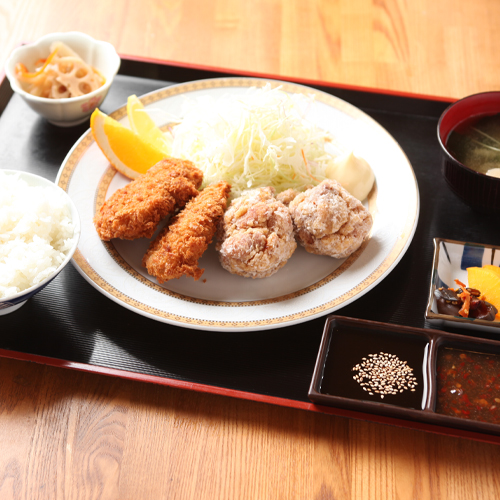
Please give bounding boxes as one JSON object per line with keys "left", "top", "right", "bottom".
{"left": 1, "top": 55, "right": 500, "bottom": 444}
{"left": 309, "top": 316, "right": 500, "bottom": 437}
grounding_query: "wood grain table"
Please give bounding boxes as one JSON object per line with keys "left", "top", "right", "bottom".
{"left": 1, "top": 1, "right": 500, "bottom": 498}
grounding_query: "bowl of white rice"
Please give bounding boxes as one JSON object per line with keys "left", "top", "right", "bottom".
{"left": 0, "top": 169, "right": 80, "bottom": 315}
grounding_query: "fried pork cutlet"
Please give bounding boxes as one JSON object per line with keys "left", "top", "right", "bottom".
{"left": 154, "top": 158, "right": 204, "bottom": 189}
{"left": 94, "top": 159, "right": 203, "bottom": 241}
{"left": 143, "top": 181, "right": 231, "bottom": 282}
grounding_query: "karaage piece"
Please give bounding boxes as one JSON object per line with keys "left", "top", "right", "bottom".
{"left": 275, "top": 188, "right": 299, "bottom": 207}
{"left": 288, "top": 179, "right": 373, "bottom": 258}
{"left": 216, "top": 187, "right": 297, "bottom": 279}
{"left": 276, "top": 184, "right": 314, "bottom": 206}
{"left": 94, "top": 159, "right": 203, "bottom": 241}
{"left": 143, "top": 181, "right": 231, "bottom": 282}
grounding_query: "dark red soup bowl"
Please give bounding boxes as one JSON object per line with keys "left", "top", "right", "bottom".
{"left": 438, "top": 91, "right": 500, "bottom": 213}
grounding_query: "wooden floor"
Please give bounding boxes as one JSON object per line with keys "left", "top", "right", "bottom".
{"left": 1, "top": 0, "right": 500, "bottom": 498}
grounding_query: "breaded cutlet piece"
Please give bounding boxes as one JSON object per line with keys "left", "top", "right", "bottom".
{"left": 153, "top": 158, "right": 204, "bottom": 189}
{"left": 143, "top": 181, "right": 231, "bottom": 282}
{"left": 94, "top": 159, "right": 203, "bottom": 241}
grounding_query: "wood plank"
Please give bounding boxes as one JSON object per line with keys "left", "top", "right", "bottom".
{"left": 1, "top": 0, "right": 500, "bottom": 498}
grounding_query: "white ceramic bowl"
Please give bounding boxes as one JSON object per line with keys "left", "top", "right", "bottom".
{"left": 5, "top": 32, "right": 120, "bottom": 127}
{"left": 0, "top": 170, "right": 81, "bottom": 315}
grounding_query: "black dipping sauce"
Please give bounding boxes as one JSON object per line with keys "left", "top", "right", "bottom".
{"left": 319, "top": 324, "right": 428, "bottom": 410}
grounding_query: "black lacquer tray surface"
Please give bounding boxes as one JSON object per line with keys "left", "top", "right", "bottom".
{"left": 2, "top": 58, "right": 499, "bottom": 441}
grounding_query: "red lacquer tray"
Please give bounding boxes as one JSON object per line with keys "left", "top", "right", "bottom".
{"left": 1, "top": 55, "right": 499, "bottom": 444}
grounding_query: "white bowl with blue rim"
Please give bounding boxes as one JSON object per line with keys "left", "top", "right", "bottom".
{"left": 425, "top": 238, "right": 500, "bottom": 333}
{"left": 0, "top": 170, "right": 80, "bottom": 315}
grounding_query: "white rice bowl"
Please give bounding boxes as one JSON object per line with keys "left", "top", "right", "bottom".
{"left": 0, "top": 170, "right": 80, "bottom": 303}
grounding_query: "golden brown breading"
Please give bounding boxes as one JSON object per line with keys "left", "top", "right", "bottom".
{"left": 94, "top": 159, "right": 203, "bottom": 241}
{"left": 153, "top": 158, "right": 203, "bottom": 189}
{"left": 143, "top": 181, "right": 231, "bottom": 282}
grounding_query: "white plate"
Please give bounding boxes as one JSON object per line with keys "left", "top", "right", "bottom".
{"left": 56, "top": 77, "right": 419, "bottom": 332}
{"left": 425, "top": 238, "right": 500, "bottom": 333}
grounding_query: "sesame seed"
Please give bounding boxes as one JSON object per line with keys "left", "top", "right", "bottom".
{"left": 351, "top": 351, "right": 418, "bottom": 400}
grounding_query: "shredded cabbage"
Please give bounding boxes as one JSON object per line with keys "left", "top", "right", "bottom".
{"left": 170, "top": 85, "right": 342, "bottom": 199}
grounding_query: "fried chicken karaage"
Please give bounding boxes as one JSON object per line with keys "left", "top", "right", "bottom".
{"left": 216, "top": 187, "right": 297, "bottom": 279}
{"left": 288, "top": 179, "right": 373, "bottom": 258}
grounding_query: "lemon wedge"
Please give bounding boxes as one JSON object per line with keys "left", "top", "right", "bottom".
{"left": 90, "top": 108, "right": 167, "bottom": 179}
{"left": 127, "top": 95, "right": 172, "bottom": 155}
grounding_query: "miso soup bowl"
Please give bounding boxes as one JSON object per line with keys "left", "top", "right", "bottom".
{"left": 437, "top": 91, "right": 500, "bottom": 213}
{"left": 5, "top": 31, "right": 120, "bottom": 127}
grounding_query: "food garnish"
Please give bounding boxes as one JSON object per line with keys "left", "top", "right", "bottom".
{"left": 169, "top": 84, "right": 375, "bottom": 200}
{"left": 15, "top": 41, "right": 104, "bottom": 99}
{"left": 325, "top": 151, "right": 375, "bottom": 201}
{"left": 90, "top": 108, "right": 167, "bottom": 179}
{"left": 126, "top": 95, "right": 172, "bottom": 155}
{"left": 91, "top": 88, "right": 375, "bottom": 202}
{"left": 352, "top": 352, "right": 418, "bottom": 400}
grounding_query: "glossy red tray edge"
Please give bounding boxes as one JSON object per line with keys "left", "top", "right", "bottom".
{"left": 2, "top": 54, "right": 493, "bottom": 445}
{"left": 2, "top": 347, "right": 499, "bottom": 445}
{"left": 0, "top": 44, "right": 458, "bottom": 111}
{"left": 120, "top": 52, "right": 457, "bottom": 104}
